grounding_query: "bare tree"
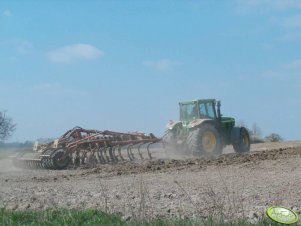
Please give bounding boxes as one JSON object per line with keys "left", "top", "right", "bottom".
{"left": 251, "top": 123, "right": 262, "bottom": 137}
{"left": 265, "top": 133, "right": 283, "bottom": 142}
{"left": 0, "top": 111, "right": 16, "bottom": 142}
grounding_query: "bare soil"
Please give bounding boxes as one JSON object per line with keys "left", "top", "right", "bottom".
{"left": 1, "top": 141, "right": 301, "bottom": 222}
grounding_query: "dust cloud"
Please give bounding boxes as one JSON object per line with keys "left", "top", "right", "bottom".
{"left": 0, "top": 157, "right": 21, "bottom": 173}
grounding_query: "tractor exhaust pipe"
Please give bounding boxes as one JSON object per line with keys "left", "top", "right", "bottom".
{"left": 217, "top": 100, "right": 221, "bottom": 120}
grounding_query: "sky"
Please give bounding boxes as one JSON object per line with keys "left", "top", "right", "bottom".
{"left": 1, "top": 0, "right": 301, "bottom": 141}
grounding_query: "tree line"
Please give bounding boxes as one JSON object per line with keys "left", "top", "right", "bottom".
{"left": 237, "top": 121, "right": 283, "bottom": 143}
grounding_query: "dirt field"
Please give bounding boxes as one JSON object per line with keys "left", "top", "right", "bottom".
{"left": 1, "top": 141, "right": 301, "bottom": 222}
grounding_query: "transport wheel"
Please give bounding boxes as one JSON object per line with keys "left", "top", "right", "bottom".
{"left": 187, "top": 123, "right": 223, "bottom": 157}
{"left": 52, "top": 149, "right": 71, "bottom": 170}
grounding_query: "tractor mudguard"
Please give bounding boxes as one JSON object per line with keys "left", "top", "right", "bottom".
{"left": 187, "top": 118, "right": 212, "bottom": 129}
{"left": 166, "top": 120, "right": 182, "bottom": 130}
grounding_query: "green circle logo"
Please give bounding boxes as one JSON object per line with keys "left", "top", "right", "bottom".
{"left": 266, "top": 206, "right": 299, "bottom": 225}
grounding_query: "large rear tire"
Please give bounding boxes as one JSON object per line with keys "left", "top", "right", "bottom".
{"left": 232, "top": 127, "right": 250, "bottom": 153}
{"left": 187, "top": 123, "right": 223, "bottom": 157}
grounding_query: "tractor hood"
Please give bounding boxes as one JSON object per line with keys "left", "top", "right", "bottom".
{"left": 166, "top": 118, "right": 213, "bottom": 130}
{"left": 187, "top": 118, "right": 212, "bottom": 129}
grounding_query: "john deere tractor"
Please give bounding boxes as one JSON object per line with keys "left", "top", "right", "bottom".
{"left": 163, "top": 99, "right": 250, "bottom": 157}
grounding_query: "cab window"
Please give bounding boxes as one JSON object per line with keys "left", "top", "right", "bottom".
{"left": 199, "top": 103, "right": 207, "bottom": 118}
{"left": 199, "top": 102, "right": 215, "bottom": 118}
{"left": 206, "top": 102, "right": 215, "bottom": 118}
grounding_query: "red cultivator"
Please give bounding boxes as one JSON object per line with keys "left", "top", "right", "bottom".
{"left": 12, "top": 127, "right": 161, "bottom": 170}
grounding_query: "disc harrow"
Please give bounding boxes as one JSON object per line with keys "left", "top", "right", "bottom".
{"left": 11, "top": 127, "right": 161, "bottom": 170}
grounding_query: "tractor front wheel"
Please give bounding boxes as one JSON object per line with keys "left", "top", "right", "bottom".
{"left": 187, "top": 123, "right": 223, "bottom": 157}
{"left": 232, "top": 127, "right": 250, "bottom": 153}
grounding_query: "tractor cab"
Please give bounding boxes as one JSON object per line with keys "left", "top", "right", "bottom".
{"left": 179, "top": 99, "right": 218, "bottom": 122}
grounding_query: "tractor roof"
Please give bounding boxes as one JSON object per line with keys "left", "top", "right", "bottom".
{"left": 179, "top": 99, "right": 216, "bottom": 105}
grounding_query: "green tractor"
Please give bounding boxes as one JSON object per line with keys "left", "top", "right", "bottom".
{"left": 163, "top": 99, "right": 250, "bottom": 157}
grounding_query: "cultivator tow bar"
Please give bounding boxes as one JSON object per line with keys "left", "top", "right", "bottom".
{"left": 11, "top": 127, "right": 161, "bottom": 170}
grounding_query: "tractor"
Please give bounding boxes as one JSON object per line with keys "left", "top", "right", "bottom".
{"left": 163, "top": 99, "right": 250, "bottom": 157}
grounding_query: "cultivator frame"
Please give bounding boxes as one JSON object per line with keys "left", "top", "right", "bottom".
{"left": 12, "top": 127, "right": 161, "bottom": 170}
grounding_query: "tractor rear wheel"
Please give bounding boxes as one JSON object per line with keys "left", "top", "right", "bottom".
{"left": 232, "top": 127, "right": 250, "bottom": 153}
{"left": 187, "top": 123, "right": 223, "bottom": 157}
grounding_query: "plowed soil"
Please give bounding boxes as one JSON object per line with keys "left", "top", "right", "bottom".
{"left": 1, "top": 141, "right": 301, "bottom": 222}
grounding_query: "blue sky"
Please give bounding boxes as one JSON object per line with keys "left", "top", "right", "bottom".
{"left": 1, "top": 0, "right": 301, "bottom": 141}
